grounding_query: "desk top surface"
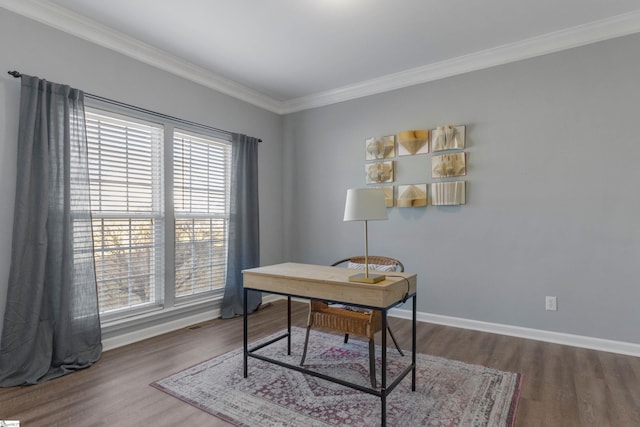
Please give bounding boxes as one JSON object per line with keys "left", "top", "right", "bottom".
{"left": 242, "top": 262, "right": 416, "bottom": 307}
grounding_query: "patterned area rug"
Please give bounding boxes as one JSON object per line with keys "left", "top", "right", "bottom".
{"left": 151, "top": 327, "right": 521, "bottom": 426}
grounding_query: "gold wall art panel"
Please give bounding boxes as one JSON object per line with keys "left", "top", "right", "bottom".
{"left": 431, "top": 181, "right": 466, "bottom": 205}
{"left": 375, "top": 185, "right": 395, "bottom": 207}
{"left": 365, "top": 135, "right": 395, "bottom": 160}
{"left": 431, "top": 125, "right": 465, "bottom": 151}
{"left": 432, "top": 152, "right": 466, "bottom": 178}
{"left": 397, "top": 129, "right": 429, "bottom": 156}
{"left": 397, "top": 184, "right": 428, "bottom": 207}
{"left": 365, "top": 161, "right": 394, "bottom": 184}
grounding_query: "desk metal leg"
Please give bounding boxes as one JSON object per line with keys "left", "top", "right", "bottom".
{"left": 381, "top": 308, "right": 388, "bottom": 427}
{"left": 243, "top": 287, "right": 248, "bottom": 378}
{"left": 412, "top": 294, "right": 417, "bottom": 391}
{"left": 287, "top": 296, "right": 292, "bottom": 355}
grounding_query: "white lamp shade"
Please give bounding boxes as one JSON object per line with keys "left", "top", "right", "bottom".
{"left": 343, "top": 188, "right": 388, "bottom": 221}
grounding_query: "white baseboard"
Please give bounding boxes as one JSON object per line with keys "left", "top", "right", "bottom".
{"left": 289, "top": 296, "right": 640, "bottom": 356}
{"left": 102, "top": 295, "right": 640, "bottom": 357}
{"left": 389, "top": 308, "right": 640, "bottom": 358}
{"left": 102, "top": 309, "right": 221, "bottom": 351}
{"left": 101, "top": 294, "right": 283, "bottom": 352}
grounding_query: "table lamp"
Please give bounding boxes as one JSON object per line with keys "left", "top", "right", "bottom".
{"left": 343, "top": 187, "right": 388, "bottom": 283}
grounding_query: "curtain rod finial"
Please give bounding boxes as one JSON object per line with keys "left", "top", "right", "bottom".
{"left": 8, "top": 70, "right": 22, "bottom": 78}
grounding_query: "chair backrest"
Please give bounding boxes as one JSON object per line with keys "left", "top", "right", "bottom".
{"left": 331, "top": 256, "right": 404, "bottom": 272}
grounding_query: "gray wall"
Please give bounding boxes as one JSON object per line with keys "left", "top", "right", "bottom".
{"left": 0, "top": 10, "right": 284, "bottom": 337}
{"left": 1, "top": 9, "right": 639, "bottom": 347}
{"left": 283, "top": 33, "right": 640, "bottom": 345}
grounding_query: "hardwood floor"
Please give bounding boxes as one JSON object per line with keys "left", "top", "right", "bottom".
{"left": 1, "top": 300, "right": 639, "bottom": 426}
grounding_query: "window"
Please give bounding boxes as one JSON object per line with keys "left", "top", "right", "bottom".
{"left": 86, "top": 110, "right": 164, "bottom": 315}
{"left": 84, "top": 106, "right": 232, "bottom": 321}
{"left": 173, "top": 131, "right": 231, "bottom": 298}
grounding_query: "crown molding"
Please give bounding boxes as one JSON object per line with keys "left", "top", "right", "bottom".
{"left": 0, "top": 0, "right": 283, "bottom": 114}
{"left": 3, "top": 1, "right": 640, "bottom": 115}
{"left": 279, "top": 9, "right": 640, "bottom": 114}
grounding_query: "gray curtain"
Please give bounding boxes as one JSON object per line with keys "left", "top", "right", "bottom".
{"left": 220, "top": 133, "right": 261, "bottom": 318}
{"left": 0, "top": 75, "right": 102, "bottom": 386}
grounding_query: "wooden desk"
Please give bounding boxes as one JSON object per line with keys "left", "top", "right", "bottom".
{"left": 242, "top": 262, "right": 417, "bottom": 427}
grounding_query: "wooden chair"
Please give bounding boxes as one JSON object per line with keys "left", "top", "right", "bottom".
{"left": 300, "top": 256, "right": 405, "bottom": 388}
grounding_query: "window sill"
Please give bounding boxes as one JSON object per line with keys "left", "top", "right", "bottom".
{"left": 101, "top": 296, "right": 222, "bottom": 351}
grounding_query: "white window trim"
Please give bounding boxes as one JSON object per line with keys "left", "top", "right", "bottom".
{"left": 84, "top": 99, "right": 232, "bottom": 329}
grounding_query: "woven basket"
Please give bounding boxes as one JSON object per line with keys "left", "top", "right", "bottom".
{"left": 308, "top": 300, "right": 382, "bottom": 338}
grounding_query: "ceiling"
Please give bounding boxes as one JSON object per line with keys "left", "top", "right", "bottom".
{"left": 4, "top": 0, "right": 640, "bottom": 113}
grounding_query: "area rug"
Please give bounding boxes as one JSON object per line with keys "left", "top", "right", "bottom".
{"left": 151, "top": 327, "right": 521, "bottom": 426}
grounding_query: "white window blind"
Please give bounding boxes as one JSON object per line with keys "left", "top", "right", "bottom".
{"left": 85, "top": 109, "right": 164, "bottom": 315}
{"left": 173, "top": 130, "right": 231, "bottom": 298}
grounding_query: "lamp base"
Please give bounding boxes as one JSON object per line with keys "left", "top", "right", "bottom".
{"left": 348, "top": 273, "right": 386, "bottom": 284}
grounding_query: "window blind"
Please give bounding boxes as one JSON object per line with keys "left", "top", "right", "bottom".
{"left": 85, "top": 109, "right": 165, "bottom": 314}
{"left": 173, "top": 130, "right": 231, "bottom": 297}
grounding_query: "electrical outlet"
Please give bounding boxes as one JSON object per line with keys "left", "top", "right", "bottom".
{"left": 545, "top": 296, "right": 557, "bottom": 311}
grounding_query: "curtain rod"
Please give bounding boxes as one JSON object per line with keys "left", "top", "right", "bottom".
{"left": 7, "top": 70, "right": 262, "bottom": 143}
